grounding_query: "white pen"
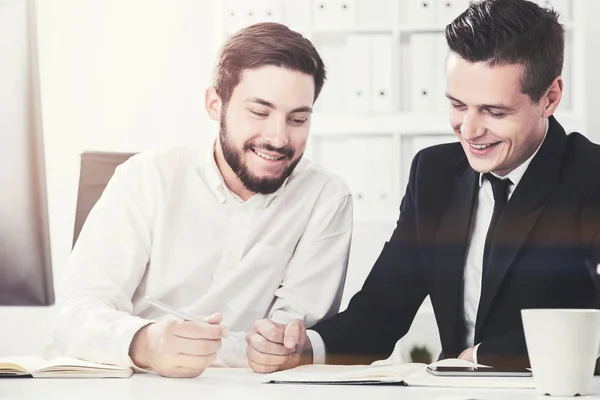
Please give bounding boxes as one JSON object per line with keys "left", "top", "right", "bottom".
{"left": 144, "top": 296, "right": 237, "bottom": 341}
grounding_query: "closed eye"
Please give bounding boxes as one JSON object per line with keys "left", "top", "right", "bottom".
{"left": 487, "top": 109, "right": 507, "bottom": 118}
{"left": 249, "top": 110, "right": 268, "bottom": 118}
{"left": 451, "top": 102, "right": 466, "bottom": 110}
{"left": 289, "top": 117, "right": 307, "bottom": 126}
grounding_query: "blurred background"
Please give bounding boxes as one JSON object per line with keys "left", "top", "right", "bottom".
{"left": 1, "top": 0, "right": 599, "bottom": 363}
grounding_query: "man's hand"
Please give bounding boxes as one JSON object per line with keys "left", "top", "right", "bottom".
{"left": 245, "top": 319, "right": 311, "bottom": 373}
{"left": 129, "top": 313, "right": 226, "bottom": 378}
{"left": 458, "top": 346, "right": 475, "bottom": 363}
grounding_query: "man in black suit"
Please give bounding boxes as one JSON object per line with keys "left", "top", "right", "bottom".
{"left": 245, "top": 0, "right": 600, "bottom": 370}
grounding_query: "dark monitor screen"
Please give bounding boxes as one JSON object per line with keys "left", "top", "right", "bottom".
{"left": 0, "top": 0, "right": 54, "bottom": 305}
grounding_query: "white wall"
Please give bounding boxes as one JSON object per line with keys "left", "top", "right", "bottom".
{"left": 0, "top": 0, "right": 220, "bottom": 357}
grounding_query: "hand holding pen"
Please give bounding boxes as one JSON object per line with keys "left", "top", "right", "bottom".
{"left": 127, "top": 296, "right": 232, "bottom": 378}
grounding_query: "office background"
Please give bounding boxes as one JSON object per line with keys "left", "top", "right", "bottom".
{"left": 2, "top": 0, "right": 599, "bottom": 362}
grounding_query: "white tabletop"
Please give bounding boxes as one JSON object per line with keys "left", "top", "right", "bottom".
{"left": 2, "top": 369, "right": 600, "bottom": 400}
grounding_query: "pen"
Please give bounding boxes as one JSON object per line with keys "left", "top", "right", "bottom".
{"left": 144, "top": 296, "right": 237, "bottom": 341}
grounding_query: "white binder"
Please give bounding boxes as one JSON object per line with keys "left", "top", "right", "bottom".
{"left": 400, "top": 0, "right": 437, "bottom": 27}
{"left": 410, "top": 33, "right": 438, "bottom": 112}
{"left": 434, "top": 33, "right": 449, "bottom": 112}
{"left": 283, "top": 0, "right": 311, "bottom": 32}
{"left": 346, "top": 34, "right": 372, "bottom": 113}
{"left": 354, "top": 0, "right": 394, "bottom": 29}
{"left": 366, "top": 136, "right": 395, "bottom": 222}
{"left": 223, "top": 0, "right": 244, "bottom": 34}
{"left": 436, "top": 0, "right": 472, "bottom": 25}
{"left": 260, "top": 0, "right": 284, "bottom": 23}
{"left": 371, "top": 34, "right": 395, "bottom": 114}
{"left": 315, "top": 37, "right": 347, "bottom": 113}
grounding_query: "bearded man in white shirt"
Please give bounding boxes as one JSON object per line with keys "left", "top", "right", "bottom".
{"left": 50, "top": 22, "right": 353, "bottom": 378}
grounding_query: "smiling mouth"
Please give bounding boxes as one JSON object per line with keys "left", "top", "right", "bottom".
{"left": 251, "top": 148, "right": 286, "bottom": 161}
{"left": 469, "top": 142, "right": 500, "bottom": 150}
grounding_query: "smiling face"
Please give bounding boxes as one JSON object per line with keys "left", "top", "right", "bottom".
{"left": 206, "top": 65, "right": 315, "bottom": 198}
{"left": 445, "top": 53, "right": 561, "bottom": 176}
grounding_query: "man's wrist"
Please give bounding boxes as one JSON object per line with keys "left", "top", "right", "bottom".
{"left": 299, "top": 336, "right": 314, "bottom": 366}
{"left": 129, "top": 324, "right": 152, "bottom": 369}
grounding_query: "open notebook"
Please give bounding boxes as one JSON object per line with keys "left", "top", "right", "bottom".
{"left": 0, "top": 357, "right": 133, "bottom": 378}
{"left": 262, "top": 358, "right": 535, "bottom": 389}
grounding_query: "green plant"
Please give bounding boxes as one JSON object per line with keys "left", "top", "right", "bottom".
{"left": 409, "top": 344, "right": 433, "bottom": 364}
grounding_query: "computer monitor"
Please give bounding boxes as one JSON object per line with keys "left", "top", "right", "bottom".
{"left": 0, "top": 0, "right": 54, "bottom": 305}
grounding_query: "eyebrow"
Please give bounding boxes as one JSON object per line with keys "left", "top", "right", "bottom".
{"left": 245, "top": 97, "right": 313, "bottom": 114}
{"left": 445, "top": 93, "right": 517, "bottom": 112}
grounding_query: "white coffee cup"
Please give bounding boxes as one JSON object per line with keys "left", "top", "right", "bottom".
{"left": 522, "top": 309, "right": 600, "bottom": 396}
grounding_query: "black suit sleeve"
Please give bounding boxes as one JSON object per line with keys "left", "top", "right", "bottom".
{"left": 476, "top": 330, "right": 529, "bottom": 368}
{"left": 311, "top": 151, "right": 428, "bottom": 365}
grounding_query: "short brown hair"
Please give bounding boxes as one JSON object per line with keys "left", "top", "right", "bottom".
{"left": 213, "top": 22, "right": 326, "bottom": 104}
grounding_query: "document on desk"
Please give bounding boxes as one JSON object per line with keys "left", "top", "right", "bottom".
{"left": 261, "top": 358, "right": 535, "bottom": 389}
{"left": 0, "top": 356, "right": 133, "bottom": 378}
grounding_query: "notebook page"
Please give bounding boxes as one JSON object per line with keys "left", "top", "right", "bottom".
{"left": 0, "top": 357, "right": 47, "bottom": 373}
{"left": 39, "top": 357, "right": 130, "bottom": 372}
{"left": 262, "top": 363, "right": 425, "bottom": 383}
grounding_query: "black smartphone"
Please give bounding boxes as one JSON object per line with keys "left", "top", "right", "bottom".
{"left": 426, "top": 366, "right": 532, "bottom": 377}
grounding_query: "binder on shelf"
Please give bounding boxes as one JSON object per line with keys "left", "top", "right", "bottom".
{"left": 344, "top": 138, "right": 370, "bottom": 221}
{"left": 260, "top": 0, "right": 284, "bottom": 23}
{"left": 315, "top": 36, "right": 347, "bottom": 113}
{"left": 346, "top": 34, "right": 372, "bottom": 113}
{"left": 282, "top": 0, "right": 311, "bottom": 32}
{"left": 365, "top": 136, "right": 395, "bottom": 222}
{"left": 313, "top": 0, "right": 354, "bottom": 31}
{"left": 410, "top": 33, "right": 439, "bottom": 112}
{"left": 434, "top": 33, "right": 449, "bottom": 113}
{"left": 371, "top": 34, "right": 395, "bottom": 114}
{"left": 400, "top": 0, "right": 437, "bottom": 27}
{"left": 222, "top": 0, "right": 244, "bottom": 34}
{"left": 354, "top": 0, "right": 394, "bottom": 30}
{"left": 436, "top": 0, "right": 473, "bottom": 25}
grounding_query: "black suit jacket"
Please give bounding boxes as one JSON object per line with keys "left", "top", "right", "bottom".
{"left": 313, "top": 116, "right": 600, "bottom": 367}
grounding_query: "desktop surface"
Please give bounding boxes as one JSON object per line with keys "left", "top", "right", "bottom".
{"left": 3, "top": 368, "right": 600, "bottom": 400}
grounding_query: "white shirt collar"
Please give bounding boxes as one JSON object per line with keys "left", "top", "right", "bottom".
{"left": 203, "top": 139, "right": 288, "bottom": 206}
{"left": 478, "top": 118, "right": 549, "bottom": 188}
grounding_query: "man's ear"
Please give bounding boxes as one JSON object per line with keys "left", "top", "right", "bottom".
{"left": 541, "top": 76, "right": 563, "bottom": 118}
{"left": 205, "top": 87, "right": 222, "bottom": 122}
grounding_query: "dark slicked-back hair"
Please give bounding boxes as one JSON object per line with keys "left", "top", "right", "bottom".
{"left": 446, "top": 0, "right": 564, "bottom": 103}
{"left": 213, "top": 22, "right": 326, "bottom": 104}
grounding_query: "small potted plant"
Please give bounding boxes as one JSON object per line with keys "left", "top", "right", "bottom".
{"left": 409, "top": 344, "right": 433, "bottom": 364}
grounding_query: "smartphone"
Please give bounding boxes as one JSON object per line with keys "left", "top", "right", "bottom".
{"left": 426, "top": 366, "right": 532, "bottom": 377}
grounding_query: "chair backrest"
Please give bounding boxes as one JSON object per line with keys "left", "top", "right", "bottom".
{"left": 72, "top": 151, "right": 136, "bottom": 247}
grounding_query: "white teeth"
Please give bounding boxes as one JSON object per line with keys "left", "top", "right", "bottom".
{"left": 253, "top": 149, "right": 283, "bottom": 161}
{"left": 471, "top": 143, "right": 493, "bottom": 150}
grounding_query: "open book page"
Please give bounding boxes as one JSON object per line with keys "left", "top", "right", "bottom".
{"left": 262, "top": 363, "right": 426, "bottom": 384}
{"left": 32, "top": 357, "right": 133, "bottom": 378}
{"left": 0, "top": 357, "right": 47, "bottom": 374}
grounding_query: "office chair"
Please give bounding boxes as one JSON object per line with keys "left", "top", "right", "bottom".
{"left": 72, "top": 151, "right": 136, "bottom": 247}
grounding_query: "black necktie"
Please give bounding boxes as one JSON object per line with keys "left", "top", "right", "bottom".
{"left": 482, "top": 173, "right": 512, "bottom": 276}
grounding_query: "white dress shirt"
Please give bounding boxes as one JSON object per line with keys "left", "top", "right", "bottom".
{"left": 50, "top": 139, "right": 353, "bottom": 368}
{"left": 309, "top": 119, "right": 548, "bottom": 365}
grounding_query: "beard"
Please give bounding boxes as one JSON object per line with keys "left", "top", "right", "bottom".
{"left": 219, "top": 111, "right": 303, "bottom": 195}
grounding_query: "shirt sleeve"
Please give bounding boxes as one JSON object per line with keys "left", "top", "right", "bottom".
{"left": 50, "top": 155, "right": 157, "bottom": 367}
{"left": 306, "top": 330, "right": 327, "bottom": 364}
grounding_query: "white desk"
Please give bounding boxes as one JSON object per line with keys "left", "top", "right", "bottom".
{"left": 3, "top": 369, "right": 600, "bottom": 400}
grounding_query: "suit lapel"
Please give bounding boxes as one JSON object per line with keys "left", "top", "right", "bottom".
{"left": 434, "top": 162, "right": 478, "bottom": 354}
{"left": 475, "top": 116, "right": 568, "bottom": 337}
